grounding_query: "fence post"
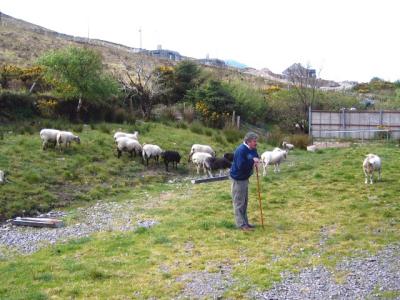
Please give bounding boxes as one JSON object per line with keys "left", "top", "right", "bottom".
{"left": 308, "top": 106, "right": 313, "bottom": 143}
{"left": 236, "top": 116, "right": 240, "bottom": 129}
{"left": 232, "top": 111, "right": 235, "bottom": 127}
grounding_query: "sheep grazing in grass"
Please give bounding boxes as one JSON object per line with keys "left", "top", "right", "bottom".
{"left": 161, "top": 150, "right": 181, "bottom": 172}
{"left": 203, "top": 157, "right": 232, "bottom": 177}
{"left": 0, "top": 170, "right": 5, "bottom": 184}
{"left": 40, "top": 128, "right": 61, "bottom": 150}
{"left": 113, "top": 131, "right": 139, "bottom": 141}
{"left": 56, "top": 131, "right": 80, "bottom": 151}
{"left": 188, "top": 144, "right": 215, "bottom": 162}
{"left": 190, "top": 152, "right": 212, "bottom": 175}
{"left": 260, "top": 148, "right": 287, "bottom": 176}
{"left": 363, "top": 154, "right": 381, "bottom": 184}
{"left": 116, "top": 137, "right": 142, "bottom": 158}
{"left": 282, "top": 141, "right": 294, "bottom": 150}
{"left": 142, "top": 144, "right": 163, "bottom": 166}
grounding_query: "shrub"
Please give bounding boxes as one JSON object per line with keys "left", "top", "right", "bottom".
{"left": 182, "top": 105, "right": 195, "bottom": 123}
{"left": 99, "top": 123, "right": 111, "bottom": 134}
{"left": 287, "top": 134, "right": 311, "bottom": 150}
{"left": 189, "top": 121, "right": 204, "bottom": 135}
{"left": 73, "top": 124, "right": 83, "bottom": 133}
{"left": 175, "top": 121, "right": 188, "bottom": 129}
{"left": 223, "top": 128, "right": 242, "bottom": 143}
{"left": 267, "top": 126, "right": 284, "bottom": 147}
{"left": 113, "top": 107, "right": 129, "bottom": 124}
{"left": 214, "top": 134, "right": 227, "bottom": 146}
{"left": 204, "top": 128, "right": 213, "bottom": 136}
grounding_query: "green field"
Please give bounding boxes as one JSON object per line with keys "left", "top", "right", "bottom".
{"left": 0, "top": 122, "right": 399, "bottom": 299}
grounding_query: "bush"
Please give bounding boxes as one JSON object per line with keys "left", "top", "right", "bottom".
{"left": 175, "top": 121, "right": 188, "bottom": 129}
{"left": 267, "top": 126, "right": 284, "bottom": 147}
{"left": 99, "top": 123, "right": 111, "bottom": 134}
{"left": 287, "top": 134, "right": 311, "bottom": 150}
{"left": 223, "top": 128, "right": 242, "bottom": 143}
{"left": 113, "top": 107, "right": 129, "bottom": 124}
{"left": 0, "top": 91, "right": 37, "bottom": 120}
{"left": 182, "top": 105, "right": 195, "bottom": 123}
{"left": 73, "top": 124, "right": 83, "bottom": 133}
{"left": 214, "top": 134, "right": 227, "bottom": 146}
{"left": 204, "top": 128, "right": 213, "bottom": 136}
{"left": 189, "top": 121, "right": 204, "bottom": 135}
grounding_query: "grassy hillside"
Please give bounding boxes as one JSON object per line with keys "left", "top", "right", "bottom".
{"left": 0, "top": 121, "right": 399, "bottom": 298}
{"left": 0, "top": 12, "right": 277, "bottom": 89}
{"left": 0, "top": 120, "right": 249, "bottom": 221}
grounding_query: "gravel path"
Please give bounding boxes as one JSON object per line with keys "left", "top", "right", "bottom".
{"left": 0, "top": 200, "right": 158, "bottom": 256}
{"left": 251, "top": 244, "right": 400, "bottom": 300}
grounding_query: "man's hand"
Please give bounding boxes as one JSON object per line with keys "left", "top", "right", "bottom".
{"left": 253, "top": 157, "right": 260, "bottom": 165}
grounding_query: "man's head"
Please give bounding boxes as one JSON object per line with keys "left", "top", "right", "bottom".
{"left": 244, "top": 131, "right": 258, "bottom": 150}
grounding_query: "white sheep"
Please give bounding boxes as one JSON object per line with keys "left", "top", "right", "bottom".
{"left": 56, "top": 131, "right": 80, "bottom": 151}
{"left": 142, "top": 144, "right": 163, "bottom": 166}
{"left": 260, "top": 148, "right": 287, "bottom": 176}
{"left": 282, "top": 141, "right": 294, "bottom": 150}
{"left": 0, "top": 170, "right": 5, "bottom": 184}
{"left": 363, "top": 154, "right": 381, "bottom": 184}
{"left": 116, "top": 137, "right": 142, "bottom": 158}
{"left": 113, "top": 131, "right": 139, "bottom": 141}
{"left": 190, "top": 152, "right": 212, "bottom": 175}
{"left": 39, "top": 128, "right": 60, "bottom": 150}
{"left": 188, "top": 144, "right": 215, "bottom": 162}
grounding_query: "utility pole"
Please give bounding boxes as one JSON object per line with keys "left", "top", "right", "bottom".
{"left": 139, "top": 27, "right": 142, "bottom": 49}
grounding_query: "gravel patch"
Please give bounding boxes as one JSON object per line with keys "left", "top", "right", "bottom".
{"left": 175, "top": 264, "right": 235, "bottom": 299}
{"left": 251, "top": 244, "right": 400, "bottom": 300}
{"left": 0, "top": 200, "right": 158, "bottom": 256}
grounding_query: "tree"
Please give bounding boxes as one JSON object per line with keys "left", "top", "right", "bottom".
{"left": 173, "top": 61, "right": 201, "bottom": 102}
{"left": 38, "top": 46, "right": 118, "bottom": 119}
{"left": 118, "top": 61, "right": 163, "bottom": 120}
{"left": 186, "top": 80, "right": 235, "bottom": 128}
{"left": 284, "top": 63, "right": 319, "bottom": 132}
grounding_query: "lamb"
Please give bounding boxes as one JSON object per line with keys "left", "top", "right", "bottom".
{"left": 363, "top": 154, "right": 382, "bottom": 184}
{"left": 223, "top": 152, "right": 234, "bottom": 162}
{"left": 39, "top": 128, "right": 60, "bottom": 150}
{"left": 190, "top": 152, "right": 213, "bottom": 175}
{"left": 113, "top": 131, "right": 139, "bottom": 141}
{"left": 260, "top": 148, "right": 287, "bottom": 176}
{"left": 56, "top": 131, "right": 80, "bottom": 151}
{"left": 161, "top": 150, "right": 181, "bottom": 172}
{"left": 282, "top": 141, "right": 294, "bottom": 150}
{"left": 188, "top": 144, "right": 215, "bottom": 162}
{"left": 116, "top": 137, "right": 142, "bottom": 158}
{"left": 142, "top": 144, "right": 163, "bottom": 166}
{"left": 203, "top": 157, "right": 232, "bottom": 177}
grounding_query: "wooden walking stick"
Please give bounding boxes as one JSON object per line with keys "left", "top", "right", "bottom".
{"left": 255, "top": 164, "right": 265, "bottom": 229}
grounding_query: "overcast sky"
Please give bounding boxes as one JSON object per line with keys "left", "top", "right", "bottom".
{"left": 1, "top": 0, "right": 399, "bottom": 82}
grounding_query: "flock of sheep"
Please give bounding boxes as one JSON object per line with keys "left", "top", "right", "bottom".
{"left": 38, "top": 128, "right": 382, "bottom": 183}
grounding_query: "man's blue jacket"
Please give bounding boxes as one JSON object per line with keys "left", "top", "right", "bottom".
{"left": 230, "top": 143, "right": 259, "bottom": 180}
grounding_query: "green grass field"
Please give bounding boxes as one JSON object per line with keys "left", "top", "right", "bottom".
{"left": 0, "top": 121, "right": 399, "bottom": 299}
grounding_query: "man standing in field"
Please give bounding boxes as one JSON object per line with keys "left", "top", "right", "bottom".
{"left": 230, "top": 132, "right": 260, "bottom": 231}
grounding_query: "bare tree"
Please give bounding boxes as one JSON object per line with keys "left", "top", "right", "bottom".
{"left": 118, "top": 60, "right": 162, "bottom": 120}
{"left": 284, "top": 63, "right": 320, "bottom": 132}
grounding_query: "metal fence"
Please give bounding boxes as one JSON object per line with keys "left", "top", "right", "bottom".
{"left": 309, "top": 108, "right": 400, "bottom": 140}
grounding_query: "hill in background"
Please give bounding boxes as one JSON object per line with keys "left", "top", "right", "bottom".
{"left": 0, "top": 11, "right": 345, "bottom": 89}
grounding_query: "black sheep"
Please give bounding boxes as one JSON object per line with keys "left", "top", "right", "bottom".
{"left": 161, "top": 150, "right": 181, "bottom": 172}
{"left": 204, "top": 157, "right": 232, "bottom": 177}
{"left": 223, "top": 152, "right": 234, "bottom": 162}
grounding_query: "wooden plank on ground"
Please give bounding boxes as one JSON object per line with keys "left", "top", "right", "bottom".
{"left": 191, "top": 175, "right": 229, "bottom": 184}
{"left": 12, "top": 217, "right": 64, "bottom": 228}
